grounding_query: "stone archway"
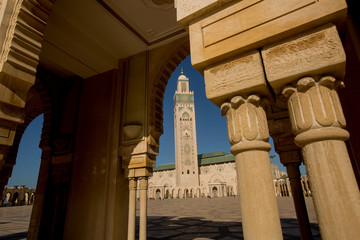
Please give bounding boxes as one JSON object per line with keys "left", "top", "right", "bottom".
{"left": 148, "top": 38, "right": 190, "bottom": 144}
{"left": 0, "top": 0, "right": 57, "bottom": 201}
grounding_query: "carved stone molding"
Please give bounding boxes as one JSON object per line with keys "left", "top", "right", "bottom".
{"left": 262, "top": 24, "right": 346, "bottom": 93}
{"left": 0, "top": 0, "right": 55, "bottom": 147}
{"left": 151, "top": 41, "right": 189, "bottom": 136}
{"left": 282, "top": 76, "right": 349, "bottom": 147}
{"left": 220, "top": 95, "right": 271, "bottom": 154}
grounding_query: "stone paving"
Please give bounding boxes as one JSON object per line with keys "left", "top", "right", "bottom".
{"left": 0, "top": 197, "right": 320, "bottom": 239}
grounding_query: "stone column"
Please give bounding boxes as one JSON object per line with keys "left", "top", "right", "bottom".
{"left": 282, "top": 76, "right": 360, "bottom": 239}
{"left": 221, "top": 95, "right": 283, "bottom": 240}
{"left": 138, "top": 177, "right": 148, "bottom": 240}
{"left": 127, "top": 178, "right": 137, "bottom": 240}
{"left": 280, "top": 151, "right": 313, "bottom": 240}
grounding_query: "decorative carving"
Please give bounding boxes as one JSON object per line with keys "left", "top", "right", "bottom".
{"left": 0, "top": 0, "right": 55, "bottom": 153}
{"left": 128, "top": 178, "right": 137, "bottom": 191}
{"left": 282, "top": 76, "right": 349, "bottom": 146}
{"left": 138, "top": 176, "right": 149, "bottom": 190}
{"left": 262, "top": 24, "right": 346, "bottom": 92}
{"left": 220, "top": 95, "right": 271, "bottom": 154}
{"left": 204, "top": 50, "right": 269, "bottom": 107}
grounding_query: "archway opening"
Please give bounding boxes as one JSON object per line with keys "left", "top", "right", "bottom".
{"left": 1, "top": 114, "right": 44, "bottom": 238}
{"left": 5, "top": 114, "right": 43, "bottom": 189}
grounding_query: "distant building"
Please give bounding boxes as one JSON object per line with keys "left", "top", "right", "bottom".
{"left": 148, "top": 71, "right": 287, "bottom": 199}
{"left": 148, "top": 151, "right": 286, "bottom": 199}
{"left": 1, "top": 186, "right": 35, "bottom": 206}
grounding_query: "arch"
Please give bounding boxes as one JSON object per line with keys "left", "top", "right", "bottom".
{"left": 212, "top": 187, "right": 218, "bottom": 198}
{"left": 0, "top": 0, "right": 56, "bottom": 197}
{"left": 209, "top": 173, "right": 226, "bottom": 183}
{"left": 30, "top": 193, "right": 35, "bottom": 204}
{"left": 11, "top": 192, "right": 19, "bottom": 206}
{"left": 161, "top": 178, "right": 172, "bottom": 187}
{"left": 165, "top": 189, "right": 170, "bottom": 199}
{"left": 155, "top": 189, "right": 161, "bottom": 199}
{"left": 149, "top": 38, "right": 190, "bottom": 142}
{"left": 177, "top": 189, "right": 182, "bottom": 198}
{"left": 184, "top": 188, "right": 190, "bottom": 198}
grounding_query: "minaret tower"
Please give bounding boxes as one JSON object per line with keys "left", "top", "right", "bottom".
{"left": 174, "top": 68, "right": 199, "bottom": 187}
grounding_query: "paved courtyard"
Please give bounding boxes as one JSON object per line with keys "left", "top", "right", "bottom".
{"left": 0, "top": 197, "right": 320, "bottom": 239}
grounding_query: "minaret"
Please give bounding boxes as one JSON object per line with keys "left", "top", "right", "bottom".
{"left": 173, "top": 68, "right": 199, "bottom": 187}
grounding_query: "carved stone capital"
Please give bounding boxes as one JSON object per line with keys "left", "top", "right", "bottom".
{"left": 282, "top": 76, "right": 349, "bottom": 146}
{"left": 221, "top": 95, "right": 271, "bottom": 154}
{"left": 128, "top": 178, "right": 137, "bottom": 190}
{"left": 138, "top": 177, "right": 149, "bottom": 190}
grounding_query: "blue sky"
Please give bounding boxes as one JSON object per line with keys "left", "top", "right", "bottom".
{"left": 7, "top": 55, "right": 305, "bottom": 189}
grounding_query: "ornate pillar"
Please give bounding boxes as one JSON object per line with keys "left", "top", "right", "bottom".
{"left": 221, "top": 95, "right": 283, "bottom": 240}
{"left": 127, "top": 178, "right": 137, "bottom": 240}
{"left": 138, "top": 177, "right": 148, "bottom": 240}
{"left": 282, "top": 76, "right": 360, "bottom": 239}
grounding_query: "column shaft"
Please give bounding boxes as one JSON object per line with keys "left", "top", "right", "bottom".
{"left": 139, "top": 177, "right": 148, "bottom": 240}
{"left": 127, "top": 178, "right": 137, "bottom": 240}
{"left": 285, "top": 163, "right": 312, "bottom": 240}
{"left": 236, "top": 150, "right": 283, "bottom": 239}
{"left": 302, "top": 140, "right": 360, "bottom": 239}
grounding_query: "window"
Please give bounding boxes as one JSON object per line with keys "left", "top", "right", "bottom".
{"left": 187, "top": 170, "right": 190, "bottom": 174}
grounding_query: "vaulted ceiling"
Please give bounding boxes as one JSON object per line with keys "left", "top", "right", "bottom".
{"left": 39, "top": 0, "right": 187, "bottom": 78}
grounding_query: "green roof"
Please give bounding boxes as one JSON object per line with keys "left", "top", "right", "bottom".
{"left": 153, "top": 163, "right": 175, "bottom": 171}
{"left": 280, "top": 174, "right": 288, "bottom": 179}
{"left": 198, "top": 152, "right": 234, "bottom": 166}
{"left": 154, "top": 152, "right": 235, "bottom": 172}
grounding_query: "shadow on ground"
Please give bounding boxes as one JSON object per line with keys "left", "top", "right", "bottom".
{"left": 0, "top": 232, "right": 27, "bottom": 240}
{"left": 136, "top": 216, "right": 321, "bottom": 240}
{"left": 0, "top": 217, "right": 320, "bottom": 240}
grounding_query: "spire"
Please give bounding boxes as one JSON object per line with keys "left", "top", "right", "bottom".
{"left": 181, "top": 67, "right": 183, "bottom": 75}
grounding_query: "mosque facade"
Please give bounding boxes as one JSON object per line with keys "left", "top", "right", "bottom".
{"left": 148, "top": 71, "right": 286, "bottom": 199}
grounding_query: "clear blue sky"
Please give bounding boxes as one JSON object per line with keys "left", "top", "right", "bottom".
{"left": 6, "top": 55, "right": 305, "bottom": 189}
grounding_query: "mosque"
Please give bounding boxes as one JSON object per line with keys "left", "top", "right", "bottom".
{"left": 148, "top": 71, "right": 287, "bottom": 199}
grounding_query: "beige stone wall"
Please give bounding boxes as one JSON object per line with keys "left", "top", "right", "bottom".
{"left": 148, "top": 162, "right": 285, "bottom": 198}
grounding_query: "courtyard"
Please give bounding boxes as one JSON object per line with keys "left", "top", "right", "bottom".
{"left": 0, "top": 196, "right": 320, "bottom": 239}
